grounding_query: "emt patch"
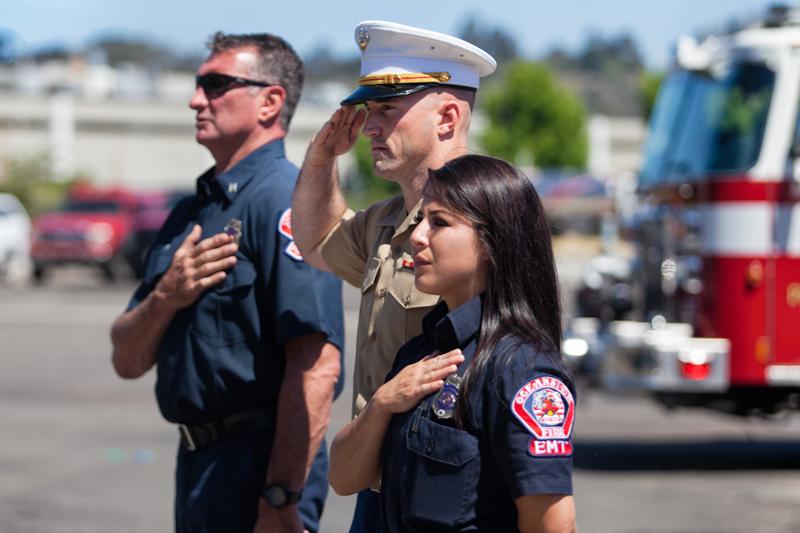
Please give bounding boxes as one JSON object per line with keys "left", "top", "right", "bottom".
{"left": 278, "top": 208, "right": 293, "bottom": 240}
{"left": 511, "top": 375, "right": 575, "bottom": 457}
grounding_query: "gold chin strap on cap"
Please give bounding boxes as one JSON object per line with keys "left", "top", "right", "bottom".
{"left": 358, "top": 72, "right": 451, "bottom": 86}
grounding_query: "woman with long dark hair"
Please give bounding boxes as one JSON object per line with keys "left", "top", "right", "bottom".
{"left": 329, "top": 154, "right": 576, "bottom": 532}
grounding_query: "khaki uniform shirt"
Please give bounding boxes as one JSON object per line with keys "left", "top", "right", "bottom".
{"left": 320, "top": 195, "right": 440, "bottom": 415}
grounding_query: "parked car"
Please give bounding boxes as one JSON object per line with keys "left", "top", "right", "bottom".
{"left": 0, "top": 193, "right": 32, "bottom": 284}
{"left": 124, "top": 189, "right": 192, "bottom": 278}
{"left": 30, "top": 185, "right": 138, "bottom": 283}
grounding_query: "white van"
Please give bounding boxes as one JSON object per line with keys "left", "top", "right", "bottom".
{"left": 0, "top": 193, "right": 32, "bottom": 284}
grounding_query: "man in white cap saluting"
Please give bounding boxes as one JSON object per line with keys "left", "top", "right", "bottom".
{"left": 291, "top": 20, "right": 496, "bottom": 532}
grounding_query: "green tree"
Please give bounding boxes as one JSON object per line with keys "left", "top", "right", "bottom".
{"left": 639, "top": 71, "right": 664, "bottom": 121}
{"left": 303, "top": 43, "right": 359, "bottom": 86}
{"left": 544, "top": 32, "right": 645, "bottom": 116}
{"left": 457, "top": 15, "right": 519, "bottom": 65}
{"left": 0, "top": 154, "right": 76, "bottom": 216}
{"left": 83, "top": 35, "right": 202, "bottom": 72}
{"left": 481, "top": 61, "right": 587, "bottom": 169}
{"left": 86, "top": 37, "right": 169, "bottom": 68}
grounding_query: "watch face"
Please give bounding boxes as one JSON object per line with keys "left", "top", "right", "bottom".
{"left": 264, "top": 485, "right": 287, "bottom": 507}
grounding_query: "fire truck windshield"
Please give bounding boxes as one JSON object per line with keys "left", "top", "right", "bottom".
{"left": 640, "top": 62, "right": 775, "bottom": 186}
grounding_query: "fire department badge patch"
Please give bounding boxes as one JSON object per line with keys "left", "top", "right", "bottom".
{"left": 511, "top": 375, "right": 575, "bottom": 457}
{"left": 278, "top": 209, "right": 293, "bottom": 240}
{"left": 284, "top": 241, "right": 303, "bottom": 262}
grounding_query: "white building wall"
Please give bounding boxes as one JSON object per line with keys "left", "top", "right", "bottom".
{"left": 0, "top": 89, "right": 646, "bottom": 190}
{"left": 0, "top": 92, "right": 344, "bottom": 190}
{"left": 587, "top": 114, "right": 646, "bottom": 175}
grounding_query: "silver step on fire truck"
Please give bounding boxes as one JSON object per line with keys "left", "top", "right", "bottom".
{"left": 565, "top": 6, "right": 800, "bottom": 415}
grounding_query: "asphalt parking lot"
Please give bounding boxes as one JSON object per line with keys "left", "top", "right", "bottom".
{"left": 1, "top": 269, "right": 799, "bottom": 532}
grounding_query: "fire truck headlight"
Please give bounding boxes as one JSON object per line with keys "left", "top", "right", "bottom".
{"left": 679, "top": 348, "right": 713, "bottom": 366}
{"left": 660, "top": 258, "right": 677, "bottom": 280}
{"left": 563, "top": 338, "right": 590, "bottom": 358}
{"left": 681, "top": 278, "right": 703, "bottom": 295}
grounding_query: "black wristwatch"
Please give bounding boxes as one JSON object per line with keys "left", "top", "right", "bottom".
{"left": 262, "top": 483, "right": 303, "bottom": 508}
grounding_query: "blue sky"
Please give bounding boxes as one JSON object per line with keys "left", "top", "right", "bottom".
{"left": 1, "top": 0, "right": 776, "bottom": 68}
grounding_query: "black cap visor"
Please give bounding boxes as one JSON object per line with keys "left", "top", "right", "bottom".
{"left": 340, "top": 84, "right": 434, "bottom": 106}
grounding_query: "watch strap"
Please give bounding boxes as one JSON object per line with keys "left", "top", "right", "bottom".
{"left": 263, "top": 483, "right": 303, "bottom": 508}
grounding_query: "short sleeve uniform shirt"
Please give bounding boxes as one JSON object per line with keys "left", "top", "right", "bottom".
{"left": 380, "top": 296, "right": 576, "bottom": 532}
{"left": 320, "top": 196, "right": 439, "bottom": 415}
{"left": 128, "top": 140, "right": 344, "bottom": 424}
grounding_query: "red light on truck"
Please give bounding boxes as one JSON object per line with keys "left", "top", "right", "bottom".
{"left": 745, "top": 260, "right": 764, "bottom": 289}
{"left": 681, "top": 361, "right": 711, "bottom": 380}
{"left": 681, "top": 362, "right": 711, "bottom": 380}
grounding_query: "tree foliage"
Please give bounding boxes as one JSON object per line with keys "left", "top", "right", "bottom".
{"left": 481, "top": 61, "right": 587, "bottom": 169}
{"left": 303, "top": 43, "right": 359, "bottom": 86}
{"left": 84, "top": 36, "right": 203, "bottom": 72}
{"left": 0, "top": 155, "right": 76, "bottom": 216}
{"left": 639, "top": 71, "right": 664, "bottom": 121}
{"left": 457, "top": 15, "right": 519, "bottom": 65}
{"left": 546, "top": 32, "right": 642, "bottom": 75}
{"left": 545, "top": 32, "right": 645, "bottom": 116}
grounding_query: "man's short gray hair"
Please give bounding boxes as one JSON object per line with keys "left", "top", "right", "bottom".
{"left": 208, "top": 32, "right": 304, "bottom": 132}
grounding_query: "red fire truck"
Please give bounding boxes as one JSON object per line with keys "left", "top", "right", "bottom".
{"left": 565, "top": 6, "right": 800, "bottom": 416}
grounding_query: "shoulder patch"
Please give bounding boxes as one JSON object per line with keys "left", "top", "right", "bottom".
{"left": 511, "top": 375, "right": 575, "bottom": 457}
{"left": 278, "top": 208, "right": 293, "bottom": 240}
{"left": 284, "top": 241, "right": 304, "bottom": 262}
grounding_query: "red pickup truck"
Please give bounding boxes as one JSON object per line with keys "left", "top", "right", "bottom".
{"left": 31, "top": 186, "right": 138, "bottom": 282}
{"left": 31, "top": 185, "right": 192, "bottom": 283}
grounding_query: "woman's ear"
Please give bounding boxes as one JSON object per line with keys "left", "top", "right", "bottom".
{"left": 258, "top": 86, "right": 287, "bottom": 125}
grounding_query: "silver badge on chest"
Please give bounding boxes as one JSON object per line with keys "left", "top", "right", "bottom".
{"left": 224, "top": 218, "right": 242, "bottom": 245}
{"left": 432, "top": 373, "right": 462, "bottom": 420}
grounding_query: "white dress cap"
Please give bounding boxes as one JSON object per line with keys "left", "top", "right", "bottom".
{"left": 341, "top": 20, "right": 497, "bottom": 105}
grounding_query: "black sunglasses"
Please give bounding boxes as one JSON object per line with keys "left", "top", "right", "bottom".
{"left": 195, "top": 72, "right": 272, "bottom": 99}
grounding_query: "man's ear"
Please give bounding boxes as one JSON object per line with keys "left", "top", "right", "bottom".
{"left": 258, "top": 86, "right": 286, "bottom": 124}
{"left": 436, "top": 100, "right": 461, "bottom": 138}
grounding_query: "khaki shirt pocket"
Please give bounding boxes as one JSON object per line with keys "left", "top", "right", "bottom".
{"left": 387, "top": 256, "right": 440, "bottom": 341}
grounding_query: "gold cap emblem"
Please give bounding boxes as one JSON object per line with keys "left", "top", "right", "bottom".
{"left": 357, "top": 26, "right": 370, "bottom": 50}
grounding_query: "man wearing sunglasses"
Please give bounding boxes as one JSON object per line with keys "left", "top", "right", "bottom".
{"left": 111, "top": 32, "right": 343, "bottom": 533}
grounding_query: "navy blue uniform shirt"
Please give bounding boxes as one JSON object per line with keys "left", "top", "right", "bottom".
{"left": 128, "top": 139, "right": 344, "bottom": 424}
{"left": 381, "top": 296, "right": 575, "bottom": 532}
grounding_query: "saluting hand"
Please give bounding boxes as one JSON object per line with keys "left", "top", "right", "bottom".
{"left": 304, "top": 106, "right": 366, "bottom": 167}
{"left": 372, "top": 349, "right": 464, "bottom": 415}
{"left": 154, "top": 224, "right": 238, "bottom": 311}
